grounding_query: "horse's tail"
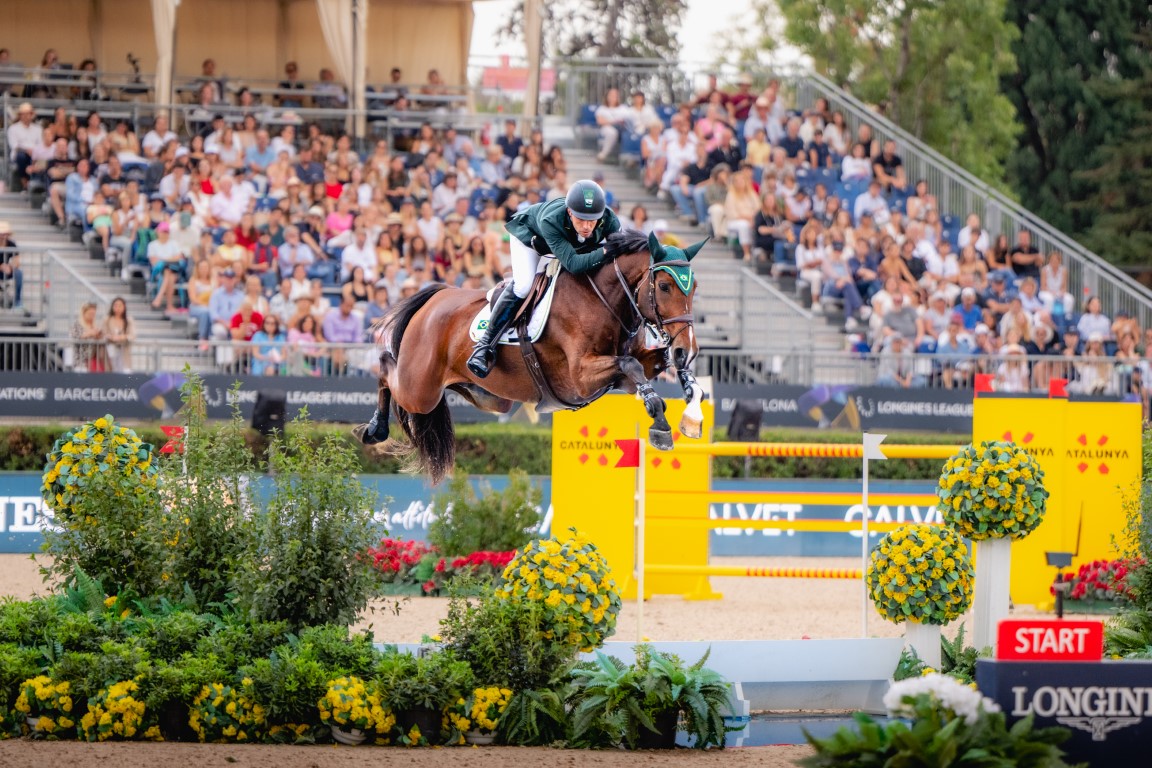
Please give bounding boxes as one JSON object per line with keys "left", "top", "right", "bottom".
{"left": 387, "top": 283, "right": 455, "bottom": 484}
{"left": 393, "top": 397, "right": 455, "bottom": 485}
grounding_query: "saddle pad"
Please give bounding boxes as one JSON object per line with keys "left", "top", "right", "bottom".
{"left": 469, "top": 258, "right": 561, "bottom": 345}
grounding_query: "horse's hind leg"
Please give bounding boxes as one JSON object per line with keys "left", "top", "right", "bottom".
{"left": 355, "top": 353, "right": 394, "bottom": 445}
{"left": 617, "top": 356, "right": 673, "bottom": 451}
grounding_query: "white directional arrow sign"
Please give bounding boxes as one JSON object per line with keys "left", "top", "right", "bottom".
{"left": 863, "top": 432, "right": 888, "bottom": 461}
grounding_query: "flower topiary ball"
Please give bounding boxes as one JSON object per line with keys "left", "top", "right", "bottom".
{"left": 867, "top": 524, "right": 974, "bottom": 626}
{"left": 41, "top": 415, "right": 157, "bottom": 521}
{"left": 937, "top": 441, "right": 1048, "bottom": 540}
{"left": 497, "top": 528, "right": 621, "bottom": 652}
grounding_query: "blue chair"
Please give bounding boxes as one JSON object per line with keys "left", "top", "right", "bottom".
{"left": 255, "top": 197, "right": 278, "bottom": 212}
{"left": 578, "top": 104, "right": 598, "bottom": 127}
{"left": 656, "top": 105, "right": 677, "bottom": 125}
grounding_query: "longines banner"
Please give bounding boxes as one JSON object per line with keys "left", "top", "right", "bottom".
{"left": 977, "top": 658, "right": 1152, "bottom": 765}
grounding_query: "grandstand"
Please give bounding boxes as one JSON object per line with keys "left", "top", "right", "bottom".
{"left": 1, "top": 20, "right": 1150, "bottom": 410}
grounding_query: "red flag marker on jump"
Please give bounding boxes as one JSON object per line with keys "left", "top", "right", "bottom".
{"left": 974, "top": 373, "right": 994, "bottom": 394}
{"left": 615, "top": 439, "right": 640, "bottom": 468}
{"left": 1048, "top": 378, "right": 1069, "bottom": 398}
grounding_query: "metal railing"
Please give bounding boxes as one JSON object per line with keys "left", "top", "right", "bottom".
{"left": 3, "top": 335, "right": 1129, "bottom": 400}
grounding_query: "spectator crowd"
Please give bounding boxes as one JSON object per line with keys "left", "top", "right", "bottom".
{"left": 590, "top": 74, "right": 1148, "bottom": 405}
{"left": 4, "top": 50, "right": 1150, "bottom": 410}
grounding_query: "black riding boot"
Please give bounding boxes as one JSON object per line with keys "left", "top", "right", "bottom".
{"left": 467, "top": 290, "right": 524, "bottom": 378}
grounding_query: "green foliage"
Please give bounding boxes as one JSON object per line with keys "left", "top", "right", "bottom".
{"left": 157, "top": 378, "right": 258, "bottom": 611}
{"left": 799, "top": 691, "right": 1082, "bottom": 767}
{"left": 498, "top": 686, "right": 570, "bottom": 746}
{"left": 429, "top": 469, "right": 541, "bottom": 556}
{"left": 40, "top": 418, "right": 166, "bottom": 598}
{"left": 1105, "top": 426, "right": 1152, "bottom": 658}
{"left": 234, "top": 409, "right": 381, "bottom": 631}
{"left": 243, "top": 641, "right": 332, "bottom": 727}
{"left": 0, "top": 643, "right": 41, "bottom": 707}
{"left": 373, "top": 649, "right": 474, "bottom": 712}
{"left": 1076, "top": 52, "right": 1152, "bottom": 265}
{"left": 124, "top": 611, "right": 216, "bottom": 663}
{"left": 440, "top": 589, "right": 577, "bottom": 691}
{"left": 500, "top": 0, "right": 687, "bottom": 60}
{"left": 193, "top": 619, "right": 290, "bottom": 672}
{"left": 140, "top": 653, "right": 229, "bottom": 713}
{"left": 295, "top": 625, "right": 379, "bottom": 680}
{"left": 49, "top": 641, "right": 150, "bottom": 704}
{"left": 0, "top": 597, "right": 64, "bottom": 647}
{"left": 893, "top": 624, "right": 986, "bottom": 685}
{"left": 1004, "top": 0, "right": 1149, "bottom": 239}
{"left": 765, "top": 0, "right": 1020, "bottom": 184}
{"left": 568, "top": 645, "right": 735, "bottom": 750}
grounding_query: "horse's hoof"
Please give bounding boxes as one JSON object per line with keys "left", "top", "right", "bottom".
{"left": 649, "top": 427, "right": 674, "bottom": 451}
{"left": 353, "top": 422, "right": 386, "bottom": 446}
{"left": 679, "top": 416, "right": 703, "bottom": 440}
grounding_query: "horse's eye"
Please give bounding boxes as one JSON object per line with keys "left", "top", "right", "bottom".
{"left": 659, "top": 283, "right": 671, "bottom": 294}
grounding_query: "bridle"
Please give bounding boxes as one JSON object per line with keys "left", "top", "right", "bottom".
{"left": 585, "top": 255, "right": 697, "bottom": 359}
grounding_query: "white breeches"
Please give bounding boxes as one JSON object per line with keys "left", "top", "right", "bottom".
{"left": 509, "top": 237, "right": 542, "bottom": 298}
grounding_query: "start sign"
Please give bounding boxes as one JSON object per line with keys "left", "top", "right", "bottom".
{"left": 997, "top": 620, "right": 1104, "bottom": 662}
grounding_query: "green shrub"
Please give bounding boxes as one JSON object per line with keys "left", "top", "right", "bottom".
{"left": 0, "top": 643, "right": 42, "bottom": 707}
{"left": 440, "top": 590, "right": 575, "bottom": 691}
{"left": 39, "top": 419, "right": 166, "bottom": 598}
{"left": 156, "top": 379, "right": 258, "bottom": 611}
{"left": 295, "top": 625, "right": 379, "bottom": 679}
{"left": 126, "top": 611, "right": 217, "bottom": 663}
{"left": 243, "top": 642, "right": 332, "bottom": 728}
{"left": 140, "top": 653, "right": 229, "bottom": 714}
{"left": 373, "top": 648, "right": 474, "bottom": 713}
{"left": 234, "top": 409, "right": 381, "bottom": 631}
{"left": 195, "top": 619, "right": 290, "bottom": 672}
{"left": 50, "top": 641, "right": 150, "bottom": 704}
{"left": 429, "top": 469, "right": 541, "bottom": 556}
{"left": 0, "top": 597, "right": 63, "bottom": 647}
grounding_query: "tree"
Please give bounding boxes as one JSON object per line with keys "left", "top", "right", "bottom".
{"left": 760, "top": 0, "right": 1020, "bottom": 184}
{"left": 500, "top": 0, "right": 687, "bottom": 60}
{"left": 1076, "top": 64, "right": 1152, "bottom": 264}
{"left": 1002, "top": 0, "right": 1150, "bottom": 236}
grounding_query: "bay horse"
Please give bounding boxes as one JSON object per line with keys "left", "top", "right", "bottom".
{"left": 355, "top": 230, "right": 706, "bottom": 483}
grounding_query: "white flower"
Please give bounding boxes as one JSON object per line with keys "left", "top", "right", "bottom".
{"left": 884, "top": 673, "right": 1000, "bottom": 726}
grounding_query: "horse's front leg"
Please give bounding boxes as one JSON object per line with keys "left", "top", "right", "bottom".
{"left": 676, "top": 365, "right": 705, "bottom": 439}
{"left": 617, "top": 356, "right": 673, "bottom": 451}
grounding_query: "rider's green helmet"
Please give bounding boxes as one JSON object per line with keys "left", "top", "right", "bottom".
{"left": 566, "top": 179, "right": 607, "bottom": 221}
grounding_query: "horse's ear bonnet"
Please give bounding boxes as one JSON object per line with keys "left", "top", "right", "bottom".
{"left": 649, "top": 234, "right": 708, "bottom": 295}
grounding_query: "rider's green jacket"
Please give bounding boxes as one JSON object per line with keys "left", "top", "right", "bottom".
{"left": 504, "top": 197, "right": 622, "bottom": 274}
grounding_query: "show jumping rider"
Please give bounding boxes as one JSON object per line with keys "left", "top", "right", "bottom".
{"left": 466, "top": 178, "right": 621, "bottom": 377}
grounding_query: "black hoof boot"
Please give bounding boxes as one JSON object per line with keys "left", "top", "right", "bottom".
{"left": 356, "top": 410, "right": 390, "bottom": 445}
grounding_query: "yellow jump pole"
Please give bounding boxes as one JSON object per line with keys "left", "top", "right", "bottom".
{"left": 668, "top": 443, "right": 962, "bottom": 460}
{"left": 645, "top": 564, "right": 863, "bottom": 579}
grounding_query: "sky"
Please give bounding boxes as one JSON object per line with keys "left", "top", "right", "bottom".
{"left": 468, "top": 0, "right": 757, "bottom": 66}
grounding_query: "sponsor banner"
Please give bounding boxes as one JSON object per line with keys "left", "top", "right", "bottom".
{"left": 977, "top": 658, "right": 1152, "bottom": 765}
{"left": 2, "top": 473, "right": 932, "bottom": 557}
{"left": 697, "top": 384, "right": 977, "bottom": 434}
{"left": 707, "top": 479, "right": 939, "bottom": 557}
{"left": 0, "top": 473, "right": 552, "bottom": 554}
{"left": 0, "top": 372, "right": 505, "bottom": 424}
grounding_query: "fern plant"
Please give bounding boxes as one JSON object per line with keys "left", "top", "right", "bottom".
{"left": 568, "top": 645, "right": 735, "bottom": 749}
{"left": 498, "top": 685, "right": 569, "bottom": 746}
{"left": 894, "top": 624, "right": 986, "bottom": 684}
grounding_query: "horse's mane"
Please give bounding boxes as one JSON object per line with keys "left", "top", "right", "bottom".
{"left": 604, "top": 228, "right": 651, "bottom": 262}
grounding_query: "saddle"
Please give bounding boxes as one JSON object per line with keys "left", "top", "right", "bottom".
{"left": 466, "top": 259, "right": 584, "bottom": 413}
{"left": 468, "top": 258, "right": 560, "bottom": 346}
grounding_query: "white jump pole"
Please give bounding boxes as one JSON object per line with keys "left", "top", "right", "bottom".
{"left": 635, "top": 429, "right": 647, "bottom": 642}
{"left": 861, "top": 434, "right": 888, "bottom": 638}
